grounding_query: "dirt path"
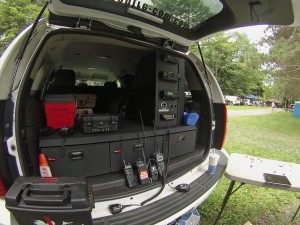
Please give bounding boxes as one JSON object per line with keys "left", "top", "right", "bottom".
{"left": 228, "top": 108, "right": 283, "bottom": 117}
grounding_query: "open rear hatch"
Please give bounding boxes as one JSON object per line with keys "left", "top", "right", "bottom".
{"left": 47, "top": 0, "right": 298, "bottom": 47}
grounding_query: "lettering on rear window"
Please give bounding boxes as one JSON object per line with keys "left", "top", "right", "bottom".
{"left": 114, "top": 0, "right": 189, "bottom": 29}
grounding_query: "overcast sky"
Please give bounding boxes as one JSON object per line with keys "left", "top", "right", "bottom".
{"left": 229, "top": 25, "right": 269, "bottom": 43}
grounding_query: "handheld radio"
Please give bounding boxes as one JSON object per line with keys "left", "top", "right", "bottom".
{"left": 124, "top": 162, "right": 137, "bottom": 188}
{"left": 136, "top": 159, "right": 150, "bottom": 184}
{"left": 115, "top": 136, "right": 137, "bottom": 188}
{"left": 136, "top": 131, "right": 150, "bottom": 184}
{"left": 139, "top": 111, "right": 158, "bottom": 182}
{"left": 153, "top": 121, "right": 165, "bottom": 177}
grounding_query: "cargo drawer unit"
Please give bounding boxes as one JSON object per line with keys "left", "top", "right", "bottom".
{"left": 41, "top": 143, "right": 110, "bottom": 177}
{"left": 5, "top": 177, "right": 93, "bottom": 225}
{"left": 39, "top": 125, "right": 197, "bottom": 177}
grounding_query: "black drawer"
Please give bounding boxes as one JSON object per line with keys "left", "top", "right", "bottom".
{"left": 41, "top": 143, "right": 110, "bottom": 177}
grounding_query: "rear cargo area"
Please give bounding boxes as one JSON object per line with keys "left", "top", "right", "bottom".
{"left": 16, "top": 30, "right": 212, "bottom": 200}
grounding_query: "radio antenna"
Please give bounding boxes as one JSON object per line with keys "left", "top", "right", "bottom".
{"left": 120, "top": 135, "right": 126, "bottom": 166}
{"left": 137, "top": 131, "right": 146, "bottom": 163}
{"left": 165, "top": 121, "right": 171, "bottom": 178}
{"left": 139, "top": 110, "right": 150, "bottom": 161}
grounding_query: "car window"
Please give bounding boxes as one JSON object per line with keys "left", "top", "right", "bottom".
{"left": 61, "top": 0, "right": 223, "bottom": 30}
{"left": 149, "top": 0, "right": 223, "bottom": 29}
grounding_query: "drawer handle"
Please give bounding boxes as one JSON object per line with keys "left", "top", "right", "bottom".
{"left": 177, "top": 136, "right": 185, "bottom": 142}
{"left": 133, "top": 143, "right": 143, "bottom": 151}
{"left": 69, "top": 151, "right": 84, "bottom": 160}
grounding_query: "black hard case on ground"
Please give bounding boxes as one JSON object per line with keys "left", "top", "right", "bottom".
{"left": 81, "top": 114, "right": 118, "bottom": 134}
{"left": 5, "top": 177, "right": 93, "bottom": 225}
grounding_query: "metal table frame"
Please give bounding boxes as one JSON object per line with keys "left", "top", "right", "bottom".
{"left": 213, "top": 153, "right": 300, "bottom": 225}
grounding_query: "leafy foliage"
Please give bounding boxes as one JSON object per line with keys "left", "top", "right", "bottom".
{"left": 191, "top": 32, "right": 264, "bottom": 97}
{"left": 0, "top": 0, "right": 44, "bottom": 54}
{"left": 262, "top": 26, "right": 300, "bottom": 104}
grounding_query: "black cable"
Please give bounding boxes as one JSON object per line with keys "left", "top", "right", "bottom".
{"left": 165, "top": 178, "right": 176, "bottom": 190}
{"left": 249, "top": 1, "right": 260, "bottom": 23}
{"left": 140, "top": 158, "right": 165, "bottom": 206}
{"left": 123, "top": 204, "right": 142, "bottom": 208}
{"left": 153, "top": 120, "right": 161, "bottom": 154}
{"left": 165, "top": 122, "right": 171, "bottom": 178}
{"left": 197, "top": 42, "right": 213, "bottom": 100}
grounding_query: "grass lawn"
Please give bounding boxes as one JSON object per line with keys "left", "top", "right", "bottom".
{"left": 198, "top": 111, "right": 300, "bottom": 225}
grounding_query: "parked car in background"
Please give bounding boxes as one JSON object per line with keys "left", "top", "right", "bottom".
{"left": 241, "top": 99, "right": 252, "bottom": 106}
{"left": 225, "top": 95, "right": 241, "bottom": 105}
{"left": 0, "top": 0, "right": 298, "bottom": 224}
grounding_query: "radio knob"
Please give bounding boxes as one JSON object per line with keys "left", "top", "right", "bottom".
{"left": 160, "top": 102, "right": 167, "bottom": 109}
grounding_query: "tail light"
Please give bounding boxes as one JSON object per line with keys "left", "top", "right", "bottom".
{"left": 213, "top": 103, "right": 227, "bottom": 150}
{"left": 0, "top": 176, "right": 7, "bottom": 196}
{"left": 219, "top": 104, "right": 228, "bottom": 149}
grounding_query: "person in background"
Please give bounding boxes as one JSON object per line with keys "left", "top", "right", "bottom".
{"left": 272, "top": 101, "right": 276, "bottom": 113}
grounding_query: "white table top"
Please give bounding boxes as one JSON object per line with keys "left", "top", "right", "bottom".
{"left": 225, "top": 153, "right": 300, "bottom": 192}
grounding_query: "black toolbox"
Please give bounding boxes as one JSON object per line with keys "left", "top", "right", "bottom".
{"left": 5, "top": 177, "right": 93, "bottom": 225}
{"left": 81, "top": 114, "right": 118, "bottom": 134}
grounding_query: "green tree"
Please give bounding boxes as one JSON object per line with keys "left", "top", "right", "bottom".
{"left": 262, "top": 26, "right": 300, "bottom": 105}
{"left": 191, "top": 32, "right": 264, "bottom": 97}
{"left": 0, "top": 0, "right": 44, "bottom": 54}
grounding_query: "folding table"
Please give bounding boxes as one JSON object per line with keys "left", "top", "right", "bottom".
{"left": 214, "top": 153, "right": 300, "bottom": 225}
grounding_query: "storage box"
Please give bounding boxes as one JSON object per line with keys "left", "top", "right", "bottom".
{"left": 75, "top": 94, "right": 97, "bottom": 108}
{"left": 45, "top": 94, "right": 76, "bottom": 129}
{"left": 5, "top": 177, "right": 93, "bottom": 225}
{"left": 76, "top": 108, "right": 93, "bottom": 116}
{"left": 81, "top": 114, "right": 118, "bottom": 134}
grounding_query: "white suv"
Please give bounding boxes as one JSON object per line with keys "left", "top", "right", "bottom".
{"left": 0, "top": 0, "right": 298, "bottom": 224}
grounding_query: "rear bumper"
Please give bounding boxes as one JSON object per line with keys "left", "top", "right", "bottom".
{"left": 93, "top": 150, "right": 228, "bottom": 225}
{"left": 0, "top": 150, "right": 228, "bottom": 225}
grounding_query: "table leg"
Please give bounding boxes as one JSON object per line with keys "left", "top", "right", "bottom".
{"left": 291, "top": 204, "right": 300, "bottom": 222}
{"left": 213, "top": 180, "right": 236, "bottom": 225}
